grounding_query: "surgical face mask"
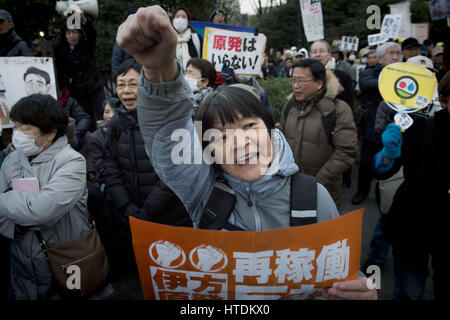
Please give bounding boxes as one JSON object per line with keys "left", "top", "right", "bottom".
{"left": 361, "top": 57, "right": 368, "bottom": 64}
{"left": 173, "top": 18, "right": 188, "bottom": 33}
{"left": 349, "top": 54, "right": 356, "bottom": 61}
{"left": 184, "top": 76, "right": 199, "bottom": 92}
{"left": 12, "top": 130, "right": 47, "bottom": 157}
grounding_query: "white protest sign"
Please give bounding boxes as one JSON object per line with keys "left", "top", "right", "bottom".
{"left": 394, "top": 112, "right": 414, "bottom": 131}
{"left": 299, "top": 0, "right": 324, "bottom": 42}
{"left": 0, "top": 57, "right": 57, "bottom": 130}
{"left": 204, "top": 28, "right": 266, "bottom": 75}
{"left": 412, "top": 23, "right": 429, "bottom": 44}
{"left": 380, "top": 14, "right": 402, "bottom": 41}
{"left": 341, "top": 36, "right": 359, "bottom": 52}
{"left": 389, "top": 1, "right": 412, "bottom": 39}
{"left": 368, "top": 33, "right": 383, "bottom": 46}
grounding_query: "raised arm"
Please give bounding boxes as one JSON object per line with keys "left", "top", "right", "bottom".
{"left": 116, "top": 6, "right": 214, "bottom": 226}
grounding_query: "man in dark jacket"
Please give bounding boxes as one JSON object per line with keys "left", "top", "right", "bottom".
{"left": 352, "top": 41, "right": 401, "bottom": 205}
{"left": 103, "top": 59, "right": 191, "bottom": 273}
{"left": 0, "top": 10, "right": 32, "bottom": 57}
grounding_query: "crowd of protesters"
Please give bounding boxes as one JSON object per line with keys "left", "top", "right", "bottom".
{"left": 0, "top": 5, "right": 449, "bottom": 301}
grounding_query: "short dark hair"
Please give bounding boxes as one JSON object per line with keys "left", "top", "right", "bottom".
{"left": 293, "top": 58, "right": 326, "bottom": 84}
{"left": 10, "top": 94, "right": 68, "bottom": 141}
{"left": 23, "top": 67, "right": 51, "bottom": 85}
{"left": 114, "top": 58, "right": 142, "bottom": 84}
{"left": 195, "top": 86, "right": 275, "bottom": 149}
{"left": 102, "top": 97, "right": 119, "bottom": 113}
{"left": 173, "top": 7, "right": 191, "bottom": 22}
{"left": 186, "top": 58, "right": 217, "bottom": 87}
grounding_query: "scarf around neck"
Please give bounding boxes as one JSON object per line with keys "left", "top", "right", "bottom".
{"left": 176, "top": 28, "right": 192, "bottom": 70}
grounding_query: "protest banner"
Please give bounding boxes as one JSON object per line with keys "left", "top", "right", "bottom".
{"left": 379, "top": 14, "right": 402, "bottom": 42}
{"left": 389, "top": 1, "right": 412, "bottom": 39}
{"left": 130, "top": 209, "right": 364, "bottom": 300}
{"left": 190, "top": 20, "right": 257, "bottom": 42}
{"left": 203, "top": 27, "right": 266, "bottom": 76}
{"left": 299, "top": 0, "right": 325, "bottom": 42}
{"left": 0, "top": 57, "right": 57, "bottom": 131}
{"left": 340, "top": 36, "right": 359, "bottom": 52}
{"left": 379, "top": 62, "right": 437, "bottom": 113}
{"left": 412, "top": 23, "right": 429, "bottom": 44}
{"left": 368, "top": 33, "right": 383, "bottom": 46}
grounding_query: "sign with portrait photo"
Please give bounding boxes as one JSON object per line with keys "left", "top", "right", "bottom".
{"left": 0, "top": 57, "right": 57, "bottom": 131}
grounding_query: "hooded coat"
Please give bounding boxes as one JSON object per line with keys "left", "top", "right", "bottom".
{"left": 279, "top": 70, "right": 358, "bottom": 207}
{"left": 136, "top": 61, "right": 340, "bottom": 231}
{"left": 0, "top": 136, "right": 113, "bottom": 299}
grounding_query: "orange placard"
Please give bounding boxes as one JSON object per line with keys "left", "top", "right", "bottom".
{"left": 130, "top": 209, "right": 363, "bottom": 300}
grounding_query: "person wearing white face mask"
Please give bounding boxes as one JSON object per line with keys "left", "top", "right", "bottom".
{"left": 184, "top": 57, "right": 217, "bottom": 117}
{"left": 172, "top": 7, "right": 203, "bottom": 70}
{"left": 0, "top": 93, "right": 113, "bottom": 299}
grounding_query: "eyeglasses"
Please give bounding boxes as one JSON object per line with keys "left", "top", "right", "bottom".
{"left": 289, "top": 78, "right": 315, "bottom": 86}
{"left": 116, "top": 82, "right": 138, "bottom": 90}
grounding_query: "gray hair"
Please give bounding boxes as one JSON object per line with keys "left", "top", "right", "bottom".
{"left": 310, "top": 40, "right": 330, "bottom": 54}
{"left": 376, "top": 42, "right": 401, "bottom": 57}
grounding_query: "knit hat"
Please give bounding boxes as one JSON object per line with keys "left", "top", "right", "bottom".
{"left": 0, "top": 9, "right": 13, "bottom": 23}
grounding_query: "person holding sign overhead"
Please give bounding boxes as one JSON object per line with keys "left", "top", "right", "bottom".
{"left": 371, "top": 71, "right": 450, "bottom": 300}
{"left": 116, "top": 5, "right": 376, "bottom": 300}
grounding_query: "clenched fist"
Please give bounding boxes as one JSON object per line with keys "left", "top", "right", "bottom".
{"left": 116, "top": 6, "right": 178, "bottom": 82}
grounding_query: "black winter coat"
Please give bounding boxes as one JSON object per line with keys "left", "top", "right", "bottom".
{"left": 59, "top": 93, "right": 93, "bottom": 136}
{"left": 54, "top": 21, "right": 104, "bottom": 99}
{"left": 359, "top": 64, "right": 383, "bottom": 143}
{"left": 371, "top": 109, "right": 450, "bottom": 247}
{"left": 333, "top": 69, "right": 354, "bottom": 109}
{"left": 0, "top": 29, "right": 32, "bottom": 57}
{"left": 103, "top": 106, "right": 192, "bottom": 227}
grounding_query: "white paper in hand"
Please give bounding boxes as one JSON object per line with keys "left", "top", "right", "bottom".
{"left": 394, "top": 112, "right": 414, "bottom": 132}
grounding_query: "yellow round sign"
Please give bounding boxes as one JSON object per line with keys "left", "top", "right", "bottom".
{"left": 378, "top": 62, "right": 437, "bottom": 113}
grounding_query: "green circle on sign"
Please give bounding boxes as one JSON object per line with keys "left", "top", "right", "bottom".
{"left": 394, "top": 76, "right": 418, "bottom": 100}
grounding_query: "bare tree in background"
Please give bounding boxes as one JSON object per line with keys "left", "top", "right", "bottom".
{"left": 250, "top": 0, "right": 286, "bottom": 17}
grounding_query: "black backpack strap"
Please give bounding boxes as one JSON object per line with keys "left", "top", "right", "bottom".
{"left": 199, "top": 182, "right": 244, "bottom": 231}
{"left": 322, "top": 110, "right": 336, "bottom": 148}
{"left": 290, "top": 173, "right": 318, "bottom": 226}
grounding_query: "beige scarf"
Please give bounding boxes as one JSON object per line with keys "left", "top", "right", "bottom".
{"left": 176, "top": 28, "right": 192, "bottom": 70}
